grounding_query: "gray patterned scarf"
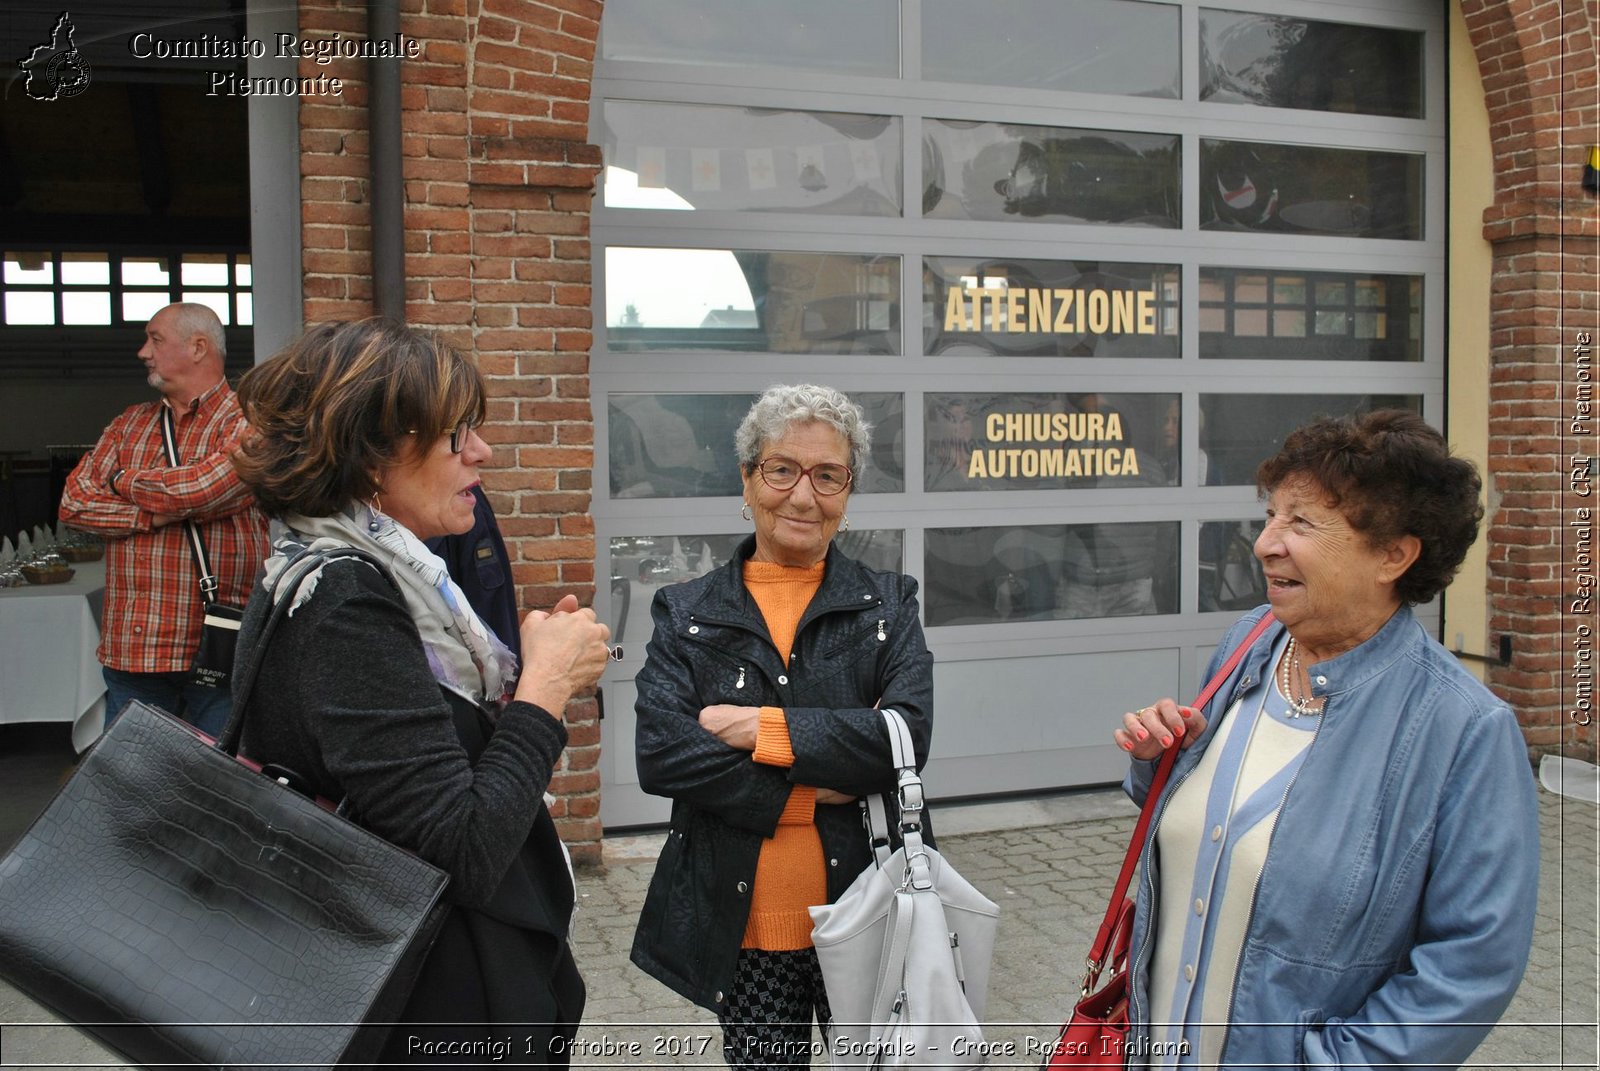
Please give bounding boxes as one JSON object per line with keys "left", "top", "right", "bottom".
{"left": 259, "top": 502, "right": 518, "bottom": 709}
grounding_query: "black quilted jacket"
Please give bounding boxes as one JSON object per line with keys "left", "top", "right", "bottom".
{"left": 629, "top": 536, "right": 935, "bottom": 1011}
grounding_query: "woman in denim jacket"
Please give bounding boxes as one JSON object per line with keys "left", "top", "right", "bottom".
{"left": 631, "top": 384, "right": 934, "bottom": 1068}
{"left": 1116, "top": 410, "right": 1539, "bottom": 1069}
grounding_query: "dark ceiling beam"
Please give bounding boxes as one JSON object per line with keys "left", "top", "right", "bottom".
{"left": 0, "top": 213, "right": 249, "bottom": 247}
{"left": 125, "top": 83, "right": 172, "bottom": 216}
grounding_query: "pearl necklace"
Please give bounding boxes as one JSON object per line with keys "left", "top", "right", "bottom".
{"left": 1279, "top": 637, "right": 1323, "bottom": 718}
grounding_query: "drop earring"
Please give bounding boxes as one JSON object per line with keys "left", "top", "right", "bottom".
{"left": 368, "top": 493, "right": 383, "bottom": 532}
{"left": 841, "top": 515, "right": 850, "bottom": 532}
{"left": 741, "top": 503, "right": 752, "bottom": 521}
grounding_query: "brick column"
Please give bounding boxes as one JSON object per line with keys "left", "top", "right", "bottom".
{"left": 1461, "top": 0, "right": 1599, "bottom": 759}
{"left": 298, "top": 0, "right": 607, "bottom": 860}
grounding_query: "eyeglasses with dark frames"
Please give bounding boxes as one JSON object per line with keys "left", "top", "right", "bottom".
{"left": 447, "top": 418, "right": 483, "bottom": 454}
{"left": 752, "top": 456, "right": 853, "bottom": 496}
{"left": 411, "top": 419, "right": 483, "bottom": 454}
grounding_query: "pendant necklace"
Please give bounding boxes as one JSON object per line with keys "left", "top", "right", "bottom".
{"left": 1278, "top": 637, "right": 1324, "bottom": 719}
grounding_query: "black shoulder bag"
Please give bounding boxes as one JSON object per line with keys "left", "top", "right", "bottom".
{"left": 0, "top": 547, "right": 451, "bottom": 1069}
{"left": 158, "top": 402, "right": 245, "bottom": 689}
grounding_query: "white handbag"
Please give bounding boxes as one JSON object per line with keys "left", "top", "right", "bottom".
{"left": 809, "top": 709, "right": 1001, "bottom": 1069}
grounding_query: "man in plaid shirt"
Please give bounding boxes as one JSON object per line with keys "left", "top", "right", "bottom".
{"left": 59, "top": 303, "right": 269, "bottom": 736}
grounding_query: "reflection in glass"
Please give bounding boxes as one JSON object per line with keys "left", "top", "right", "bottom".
{"left": 924, "top": 256, "right": 1179, "bottom": 358}
{"left": 1156, "top": 397, "right": 1184, "bottom": 487}
{"left": 924, "top": 120, "right": 1179, "bottom": 227}
{"left": 1201, "top": 10, "right": 1423, "bottom": 119}
{"left": 925, "top": 392, "right": 1179, "bottom": 491}
{"left": 610, "top": 392, "right": 905, "bottom": 499}
{"left": 846, "top": 393, "right": 907, "bottom": 494}
{"left": 609, "top": 529, "right": 904, "bottom": 644}
{"left": 1199, "top": 268, "right": 1421, "bottom": 360}
{"left": 610, "top": 395, "right": 749, "bottom": 499}
{"left": 602, "top": 102, "right": 901, "bottom": 216}
{"left": 1200, "top": 140, "right": 1422, "bottom": 239}
{"left": 600, "top": 0, "right": 898, "bottom": 76}
{"left": 925, "top": 521, "right": 1179, "bottom": 626}
{"left": 924, "top": 0, "right": 1179, "bottom": 99}
{"left": 1200, "top": 518, "right": 1266, "bottom": 613}
{"left": 605, "top": 248, "right": 899, "bottom": 355}
{"left": 1198, "top": 394, "right": 1421, "bottom": 486}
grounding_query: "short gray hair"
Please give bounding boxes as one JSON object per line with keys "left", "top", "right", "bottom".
{"left": 735, "top": 383, "right": 872, "bottom": 475}
{"left": 166, "top": 302, "right": 227, "bottom": 360}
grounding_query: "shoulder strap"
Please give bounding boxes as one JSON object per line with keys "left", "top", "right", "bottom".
{"left": 1083, "top": 611, "right": 1277, "bottom": 982}
{"left": 159, "top": 404, "right": 221, "bottom": 605}
{"left": 216, "top": 547, "right": 394, "bottom": 756}
{"left": 869, "top": 888, "right": 917, "bottom": 1027}
{"left": 863, "top": 708, "right": 929, "bottom": 878}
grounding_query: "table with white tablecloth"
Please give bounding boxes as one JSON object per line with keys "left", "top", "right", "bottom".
{"left": 0, "top": 559, "right": 106, "bottom": 751}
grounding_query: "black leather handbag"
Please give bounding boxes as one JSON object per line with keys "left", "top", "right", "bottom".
{"left": 0, "top": 548, "right": 451, "bottom": 1070}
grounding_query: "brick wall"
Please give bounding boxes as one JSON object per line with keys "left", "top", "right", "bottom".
{"left": 289, "top": 0, "right": 1596, "bottom": 842}
{"left": 1461, "top": 0, "right": 1599, "bottom": 759}
{"left": 297, "top": 0, "right": 606, "bottom": 860}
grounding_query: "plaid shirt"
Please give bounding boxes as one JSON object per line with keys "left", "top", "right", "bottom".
{"left": 59, "top": 380, "right": 270, "bottom": 674}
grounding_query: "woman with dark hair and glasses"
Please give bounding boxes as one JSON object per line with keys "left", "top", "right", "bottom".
{"left": 230, "top": 319, "right": 612, "bottom": 1067}
{"left": 631, "top": 383, "right": 935, "bottom": 1068}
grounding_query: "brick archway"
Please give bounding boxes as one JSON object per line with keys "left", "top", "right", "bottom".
{"left": 1459, "top": 0, "right": 1598, "bottom": 757}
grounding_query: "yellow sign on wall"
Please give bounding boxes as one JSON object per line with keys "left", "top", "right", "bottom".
{"left": 943, "top": 284, "right": 1161, "bottom": 335}
{"left": 968, "top": 409, "right": 1140, "bottom": 478}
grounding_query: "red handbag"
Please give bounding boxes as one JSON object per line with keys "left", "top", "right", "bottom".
{"left": 1042, "top": 613, "right": 1276, "bottom": 1069}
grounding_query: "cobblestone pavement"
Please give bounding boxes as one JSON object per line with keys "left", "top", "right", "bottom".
{"left": 0, "top": 789, "right": 1594, "bottom": 1069}
{"left": 560, "top": 791, "right": 1598, "bottom": 1071}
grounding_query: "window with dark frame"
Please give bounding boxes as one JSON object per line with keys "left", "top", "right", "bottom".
{"left": 1, "top": 250, "right": 253, "bottom": 328}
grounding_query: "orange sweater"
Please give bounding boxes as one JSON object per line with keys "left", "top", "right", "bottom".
{"left": 741, "top": 559, "right": 827, "bottom": 950}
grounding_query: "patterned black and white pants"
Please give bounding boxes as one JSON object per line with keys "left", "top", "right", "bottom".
{"left": 718, "top": 948, "right": 833, "bottom": 1069}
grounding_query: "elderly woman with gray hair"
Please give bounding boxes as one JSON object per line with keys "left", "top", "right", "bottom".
{"left": 631, "top": 384, "right": 935, "bottom": 1068}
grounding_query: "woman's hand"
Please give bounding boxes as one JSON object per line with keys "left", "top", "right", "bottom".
{"left": 1114, "top": 698, "right": 1206, "bottom": 761}
{"left": 515, "top": 594, "right": 612, "bottom": 717}
{"left": 698, "top": 704, "right": 761, "bottom": 750}
{"left": 814, "top": 788, "right": 858, "bottom": 806}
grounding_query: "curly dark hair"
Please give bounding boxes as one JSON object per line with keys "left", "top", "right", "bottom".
{"left": 233, "top": 318, "right": 486, "bottom": 518}
{"left": 1255, "top": 409, "right": 1484, "bottom": 605}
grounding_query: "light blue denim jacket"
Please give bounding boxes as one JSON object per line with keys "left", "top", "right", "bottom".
{"left": 1124, "top": 605, "right": 1539, "bottom": 1070}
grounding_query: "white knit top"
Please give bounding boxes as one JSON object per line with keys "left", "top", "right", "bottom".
{"left": 1146, "top": 634, "right": 1322, "bottom": 1068}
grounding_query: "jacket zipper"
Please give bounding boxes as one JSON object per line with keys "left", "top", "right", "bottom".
{"left": 693, "top": 595, "right": 885, "bottom": 648}
{"left": 684, "top": 614, "right": 781, "bottom": 697}
{"left": 687, "top": 598, "right": 889, "bottom": 702}
{"left": 796, "top": 591, "right": 883, "bottom": 639}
